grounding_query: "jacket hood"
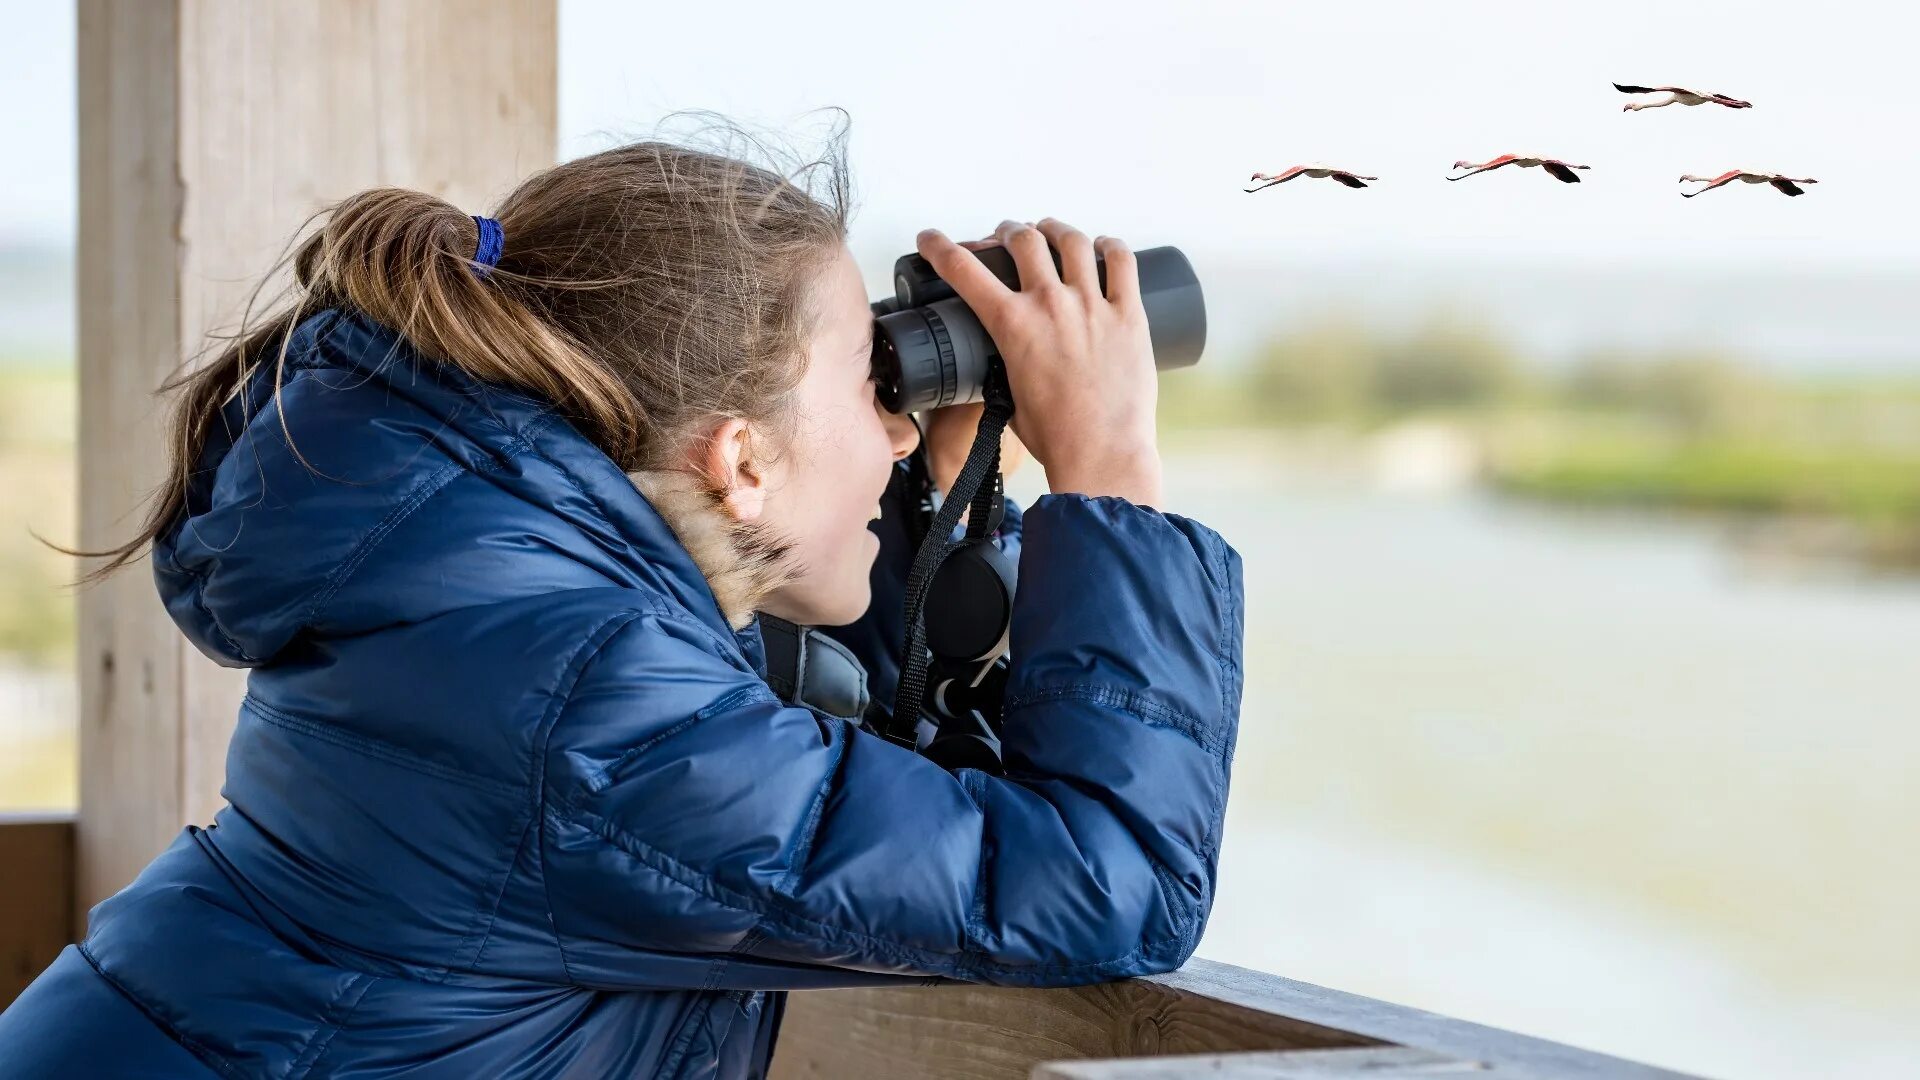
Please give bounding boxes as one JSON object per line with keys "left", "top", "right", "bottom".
{"left": 152, "top": 308, "right": 774, "bottom": 669}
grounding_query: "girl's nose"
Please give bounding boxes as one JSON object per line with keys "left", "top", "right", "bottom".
{"left": 882, "top": 408, "right": 921, "bottom": 462}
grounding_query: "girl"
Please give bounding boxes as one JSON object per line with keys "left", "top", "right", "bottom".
{"left": 0, "top": 133, "right": 1245, "bottom": 1078}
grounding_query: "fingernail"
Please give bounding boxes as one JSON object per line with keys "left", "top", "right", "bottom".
{"left": 917, "top": 228, "right": 940, "bottom": 241}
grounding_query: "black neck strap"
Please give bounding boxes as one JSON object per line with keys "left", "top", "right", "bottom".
{"left": 884, "top": 363, "right": 1016, "bottom": 748}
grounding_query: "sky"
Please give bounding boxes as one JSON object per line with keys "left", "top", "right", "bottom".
{"left": 4, "top": 1, "right": 1918, "bottom": 365}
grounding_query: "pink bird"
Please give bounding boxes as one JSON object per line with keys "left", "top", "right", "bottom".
{"left": 1447, "top": 155, "right": 1592, "bottom": 184}
{"left": 1245, "top": 166, "right": 1378, "bottom": 192}
{"left": 1615, "top": 82, "right": 1753, "bottom": 111}
{"left": 1679, "top": 170, "right": 1818, "bottom": 197}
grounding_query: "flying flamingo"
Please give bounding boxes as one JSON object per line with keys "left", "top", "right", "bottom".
{"left": 1615, "top": 83, "right": 1753, "bottom": 111}
{"left": 1245, "top": 166, "right": 1378, "bottom": 192}
{"left": 1447, "top": 156, "right": 1592, "bottom": 184}
{"left": 1679, "top": 170, "right": 1818, "bottom": 197}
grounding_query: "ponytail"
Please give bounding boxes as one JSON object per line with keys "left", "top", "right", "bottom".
{"left": 61, "top": 117, "right": 852, "bottom": 587}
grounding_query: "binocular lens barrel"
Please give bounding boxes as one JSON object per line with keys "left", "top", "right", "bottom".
{"left": 869, "top": 245, "right": 1206, "bottom": 414}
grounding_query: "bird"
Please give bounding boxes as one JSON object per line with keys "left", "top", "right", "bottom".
{"left": 1615, "top": 82, "right": 1753, "bottom": 111}
{"left": 1678, "top": 170, "right": 1818, "bottom": 197}
{"left": 1447, "top": 156, "right": 1592, "bottom": 183}
{"left": 1245, "top": 166, "right": 1378, "bottom": 192}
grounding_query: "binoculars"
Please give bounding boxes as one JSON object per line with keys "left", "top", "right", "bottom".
{"left": 867, "top": 243, "right": 1207, "bottom": 414}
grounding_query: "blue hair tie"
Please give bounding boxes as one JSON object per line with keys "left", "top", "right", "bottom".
{"left": 470, "top": 215, "right": 504, "bottom": 278}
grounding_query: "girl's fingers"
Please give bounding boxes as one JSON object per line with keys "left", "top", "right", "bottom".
{"left": 1034, "top": 218, "right": 1097, "bottom": 295}
{"left": 1093, "top": 235, "right": 1141, "bottom": 309}
{"left": 996, "top": 219, "right": 1062, "bottom": 293}
{"left": 916, "top": 229, "right": 1014, "bottom": 311}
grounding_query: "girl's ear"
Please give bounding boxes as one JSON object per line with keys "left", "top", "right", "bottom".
{"left": 699, "top": 417, "right": 771, "bottom": 524}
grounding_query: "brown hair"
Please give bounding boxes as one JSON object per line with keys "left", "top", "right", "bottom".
{"left": 67, "top": 111, "right": 853, "bottom": 587}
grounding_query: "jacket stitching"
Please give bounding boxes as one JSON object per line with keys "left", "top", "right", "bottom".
{"left": 1017, "top": 768, "right": 1196, "bottom": 945}
{"left": 773, "top": 712, "right": 848, "bottom": 900}
{"left": 451, "top": 809, "right": 542, "bottom": 978}
{"left": 304, "top": 411, "right": 560, "bottom": 629}
{"left": 551, "top": 802, "right": 1187, "bottom": 981}
{"left": 304, "top": 457, "right": 468, "bottom": 626}
{"left": 656, "top": 994, "right": 725, "bottom": 1079}
{"left": 587, "top": 680, "right": 778, "bottom": 795}
{"left": 528, "top": 609, "right": 649, "bottom": 984}
{"left": 1208, "top": 533, "right": 1244, "bottom": 859}
{"left": 959, "top": 769, "right": 994, "bottom": 949}
{"left": 77, "top": 941, "right": 248, "bottom": 1080}
{"left": 454, "top": 585, "right": 642, "bottom": 977}
{"left": 1003, "top": 683, "right": 1223, "bottom": 758}
{"left": 285, "top": 971, "right": 377, "bottom": 1080}
{"left": 242, "top": 694, "right": 523, "bottom": 799}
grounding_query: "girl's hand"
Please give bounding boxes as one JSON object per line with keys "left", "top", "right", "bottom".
{"left": 914, "top": 220, "right": 1162, "bottom": 508}
{"left": 919, "top": 237, "right": 1028, "bottom": 505}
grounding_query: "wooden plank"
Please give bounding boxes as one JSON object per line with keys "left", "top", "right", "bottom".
{"left": 1144, "top": 960, "right": 1697, "bottom": 1079}
{"left": 1032, "top": 1047, "right": 1484, "bottom": 1079}
{"left": 771, "top": 958, "right": 1701, "bottom": 1080}
{"left": 75, "top": 0, "right": 556, "bottom": 921}
{"left": 770, "top": 977, "right": 1382, "bottom": 1080}
{"left": 0, "top": 815, "right": 76, "bottom": 1008}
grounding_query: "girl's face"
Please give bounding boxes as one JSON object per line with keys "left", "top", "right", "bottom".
{"left": 707, "top": 244, "right": 921, "bottom": 627}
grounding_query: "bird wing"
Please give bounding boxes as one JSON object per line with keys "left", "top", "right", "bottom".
{"left": 1332, "top": 171, "right": 1369, "bottom": 188}
{"left": 1447, "top": 156, "right": 1515, "bottom": 180}
{"left": 1613, "top": 82, "right": 1659, "bottom": 94}
{"left": 1244, "top": 166, "right": 1309, "bottom": 193}
{"left": 1541, "top": 161, "right": 1581, "bottom": 183}
{"left": 1770, "top": 177, "right": 1806, "bottom": 196}
{"left": 1681, "top": 171, "right": 1743, "bottom": 197}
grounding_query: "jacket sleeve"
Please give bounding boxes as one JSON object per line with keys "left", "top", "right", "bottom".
{"left": 541, "top": 493, "right": 1243, "bottom": 989}
{"left": 815, "top": 458, "right": 1024, "bottom": 726}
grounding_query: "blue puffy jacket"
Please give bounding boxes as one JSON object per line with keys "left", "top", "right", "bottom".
{"left": 0, "top": 308, "right": 1245, "bottom": 1078}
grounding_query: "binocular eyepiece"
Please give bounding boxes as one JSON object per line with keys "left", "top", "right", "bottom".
{"left": 867, "top": 244, "right": 1207, "bottom": 414}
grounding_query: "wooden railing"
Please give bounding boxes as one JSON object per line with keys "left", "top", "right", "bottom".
{"left": 771, "top": 956, "right": 1696, "bottom": 1078}
{"left": 0, "top": 816, "right": 1692, "bottom": 1077}
{"left": 0, "top": 814, "right": 74, "bottom": 1007}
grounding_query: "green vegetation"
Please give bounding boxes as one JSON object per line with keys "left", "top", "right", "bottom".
{"left": 1160, "top": 315, "right": 1920, "bottom": 568}
{"left": 0, "top": 363, "right": 77, "bottom": 666}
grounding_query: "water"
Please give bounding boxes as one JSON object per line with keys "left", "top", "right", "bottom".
{"left": 1005, "top": 444, "right": 1920, "bottom": 1078}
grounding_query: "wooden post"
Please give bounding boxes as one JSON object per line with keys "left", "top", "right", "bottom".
{"left": 74, "top": 0, "right": 556, "bottom": 923}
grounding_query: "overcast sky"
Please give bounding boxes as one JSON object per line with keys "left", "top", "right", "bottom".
{"left": 7, "top": 0, "right": 1918, "bottom": 266}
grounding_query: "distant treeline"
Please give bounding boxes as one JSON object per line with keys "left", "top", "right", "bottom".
{"left": 1161, "top": 314, "right": 1920, "bottom": 567}
{"left": 1162, "top": 314, "right": 1920, "bottom": 448}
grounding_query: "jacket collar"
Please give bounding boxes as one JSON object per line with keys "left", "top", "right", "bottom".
{"left": 623, "top": 469, "right": 798, "bottom": 633}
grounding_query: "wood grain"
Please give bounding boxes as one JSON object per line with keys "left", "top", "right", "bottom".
{"left": 75, "top": 0, "right": 556, "bottom": 923}
{"left": 0, "top": 815, "right": 75, "bottom": 1008}
{"left": 772, "top": 959, "right": 1701, "bottom": 1079}
{"left": 1032, "top": 1046, "right": 1484, "bottom": 1078}
{"left": 771, "top": 973, "right": 1380, "bottom": 1080}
